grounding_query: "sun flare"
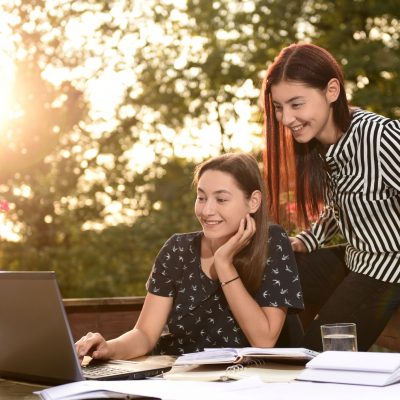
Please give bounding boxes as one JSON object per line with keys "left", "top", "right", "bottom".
{"left": 0, "top": 56, "right": 15, "bottom": 132}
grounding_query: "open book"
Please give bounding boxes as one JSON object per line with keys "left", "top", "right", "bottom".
{"left": 296, "top": 351, "right": 400, "bottom": 386}
{"left": 174, "top": 347, "right": 318, "bottom": 366}
{"left": 164, "top": 360, "right": 304, "bottom": 383}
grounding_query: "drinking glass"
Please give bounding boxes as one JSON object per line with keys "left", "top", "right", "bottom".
{"left": 320, "top": 323, "right": 358, "bottom": 351}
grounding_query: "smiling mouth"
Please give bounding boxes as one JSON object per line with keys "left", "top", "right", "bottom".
{"left": 203, "top": 220, "right": 222, "bottom": 226}
{"left": 291, "top": 124, "right": 305, "bottom": 133}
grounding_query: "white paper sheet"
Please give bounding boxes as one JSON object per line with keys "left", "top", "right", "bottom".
{"left": 35, "top": 376, "right": 400, "bottom": 400}
{"left": 35, "top": 376, "right": 266, "bottom": 400}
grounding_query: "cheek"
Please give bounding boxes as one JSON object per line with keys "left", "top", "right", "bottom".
{"left": 228, "top": 208, "right": 248, "bottom": 228}
{"left": 275, "top": 110, "right": 282, "bottom": 122}
{"left": 310, "top": 100, "right": 330, "bottom": 119}
{"left": 194, "top": 203, "right": 201, "bottom": 217}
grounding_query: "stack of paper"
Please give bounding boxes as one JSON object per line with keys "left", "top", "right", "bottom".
{"left": 297, "top": 351, "right": 400, "bottom": 386}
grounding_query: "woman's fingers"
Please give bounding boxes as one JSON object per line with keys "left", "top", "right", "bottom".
{"left": 242, "top": 214, "right": 256, "bottom": 241}
{"left": 289, "top": 237, "right": 307, "bottom": 253}
{"left": 231, "top": 214, "right": 255, "bottom": 252}
{"left": 75, "top": 332, "right": 106, "bottom": 360}
{"left": 214, "top": 214, "right": 257, "bottom": 266}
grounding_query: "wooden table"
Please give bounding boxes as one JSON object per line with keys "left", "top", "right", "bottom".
{"left": 0, "top": 378, "right": 47, "bottom": 399}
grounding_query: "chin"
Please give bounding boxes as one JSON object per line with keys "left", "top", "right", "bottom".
{"left": 292, "top": 134, "right": 313, "bottom": 144}
{"left": 203, "top": 230, "right": 233, "bottom": 242}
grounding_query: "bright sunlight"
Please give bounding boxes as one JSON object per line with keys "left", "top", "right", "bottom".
{"left": 0, "top": 56, "right": 14, "bottom": 133}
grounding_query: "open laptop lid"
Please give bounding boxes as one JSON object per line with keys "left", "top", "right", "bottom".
{"left": 0, "top": 271, "right": 84, "bottom": 385}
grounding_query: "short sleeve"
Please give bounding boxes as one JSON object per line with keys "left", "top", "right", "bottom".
{"left": 146, "top": 234, "right": 182, "bottom": 297}
{"left": 254, "top": 224, "right": 304, "bottom": 312}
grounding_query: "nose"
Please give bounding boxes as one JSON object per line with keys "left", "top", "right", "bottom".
{"left": 201, "top": 199, "right": 216, "bottom": 215}
{"left": 281, "top": 108, "right": 296, "bottom": 127}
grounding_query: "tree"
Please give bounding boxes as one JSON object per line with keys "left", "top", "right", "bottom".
{"left": 106, "top": 0, "right": 304, "bottom": 157}
{"left": 304, "top": 0, "right": 400, "bottom": 118}
{"left": 0, "top": 1, "right": 128, "bottom": 295}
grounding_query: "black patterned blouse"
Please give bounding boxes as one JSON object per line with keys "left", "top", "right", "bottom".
{"left": 147, "top": 224, "right": 303, "bottom": 355}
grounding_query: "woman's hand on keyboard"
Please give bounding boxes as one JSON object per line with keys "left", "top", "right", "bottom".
{"left": 75, "top": 332, "right": 112, "bottom": 362}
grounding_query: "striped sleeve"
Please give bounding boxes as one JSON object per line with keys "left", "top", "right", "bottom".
{"left": 296, "top": 205, "right": 340, "bottom": 252}
{"left": 295, "top": 110, "right": 399, "bottom": 282}
{"left": 380, "top": 119, "right": 400, "bottom": 191}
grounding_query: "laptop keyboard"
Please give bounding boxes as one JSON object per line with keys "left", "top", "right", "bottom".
{"left": 82, "top": 364, "right": 133, "bottom": 379}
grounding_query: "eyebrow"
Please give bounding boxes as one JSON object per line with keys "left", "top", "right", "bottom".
{"left": 273, "top": 96, "right": 305, "bottom": 105}
{"left": 197, "top": 187, "right": 232, "bottom": 195}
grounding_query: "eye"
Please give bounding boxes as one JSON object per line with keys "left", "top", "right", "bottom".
{"left": 196, "top": 195, "right": 205, "bottom": 202}
{"left": 292, "top": 102, "right": 303, "bottom": 109}
{"left": 273, "top": 104, "right": 282, "bottom": 112}
{"left": 216, "top": 198, "right": 228, "bottom": 204}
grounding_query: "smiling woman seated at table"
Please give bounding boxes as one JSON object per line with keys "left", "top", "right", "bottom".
{"left": 75, "top": 152, "right": 304, "bottom": 361}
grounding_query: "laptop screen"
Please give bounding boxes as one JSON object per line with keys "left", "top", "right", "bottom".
{"left": 0, "top": 271, "right": 84, "bottom": 385}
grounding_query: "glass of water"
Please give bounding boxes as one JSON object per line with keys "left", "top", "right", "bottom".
{"left": 320, "top": 323, "right": 358, "bottom": 351}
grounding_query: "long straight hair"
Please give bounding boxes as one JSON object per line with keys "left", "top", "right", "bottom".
{"left": 193, "top": 153, "right": 268, "bottom": 293}
{"left": 262, "top": 43, "right": 351, "bottom": 227}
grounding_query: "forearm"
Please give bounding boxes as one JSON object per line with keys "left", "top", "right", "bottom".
{"left": 107, "top": 328, "right": 154, "bottom": 360}
{"left": 108, "top": 292, "right": 173, "bottom": 360}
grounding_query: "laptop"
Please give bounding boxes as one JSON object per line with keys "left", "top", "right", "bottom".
{"left": 0, "top": 271, "right": 172, "bottom": 385}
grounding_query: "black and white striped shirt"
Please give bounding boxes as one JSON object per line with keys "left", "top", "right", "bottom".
{"left": 297, "top": 109, "right": 400, "bottom": 283}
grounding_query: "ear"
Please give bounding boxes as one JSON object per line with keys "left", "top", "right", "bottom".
{"left": 326, "top": 78, "right": 340, "bottom": 104}
{"left": 248, "top": 190, "right": 262, "bottom": 214}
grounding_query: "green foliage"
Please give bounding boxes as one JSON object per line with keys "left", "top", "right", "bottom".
{"left": 113, "top": 0, "right": 304, "bottom": 154}
{"left": 304, "top": 0, "right": 400, "bottom": 118}
{"left": 1, "top": 156, "right": 199, "bottom": 297}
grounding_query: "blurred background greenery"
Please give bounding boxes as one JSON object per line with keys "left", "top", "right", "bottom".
{"left": 0, "top": 0, "right": 399, "bottom": 297}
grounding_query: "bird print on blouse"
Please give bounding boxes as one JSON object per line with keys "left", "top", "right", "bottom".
{"left": 147, "top": 224, "right": 303, "bottom": 355}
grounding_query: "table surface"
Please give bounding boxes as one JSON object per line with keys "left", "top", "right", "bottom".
{"left": 0, "top": 378, "right": 48, "bottom": 399}
{"left": 0, "top": 355, "right": 176, "bottom": 399}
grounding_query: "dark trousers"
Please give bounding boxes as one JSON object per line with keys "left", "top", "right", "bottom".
{"left": 295, "top": 245, "right": 400, "bottom": 352}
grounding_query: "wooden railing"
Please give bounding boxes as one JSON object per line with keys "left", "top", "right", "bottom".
{"left": 63, "top": 297, "right": 400, "bottom": 351}
{"left": 63, "top": 296, "right": 144, "bottom": 341}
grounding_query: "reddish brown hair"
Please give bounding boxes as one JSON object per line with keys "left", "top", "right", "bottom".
{"left": 262, "top": 43, "right": 351, "bottom": 228}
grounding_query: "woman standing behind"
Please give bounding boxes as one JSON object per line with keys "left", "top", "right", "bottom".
{"left": 262, "top": 43, "right": 400, "bottom": 351}
{"left": 76, "top": 153, "right": 303, "bottom": 360}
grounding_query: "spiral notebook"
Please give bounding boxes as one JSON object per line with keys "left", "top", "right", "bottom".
{"left": 163, "top": 359, "right": 304, "bottom": 383}
{"left": 174, "top": 347, "right": 318, "bottom": 366}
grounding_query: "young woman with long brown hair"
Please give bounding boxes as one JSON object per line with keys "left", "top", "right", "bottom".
{"left": 76, "top": 153, "right": 303, "bottom": 360}
{"left": 262, "top": 43, "right": 400, "bottom": 351}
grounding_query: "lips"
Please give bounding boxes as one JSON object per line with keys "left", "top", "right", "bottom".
{"left": 202, "top": 219, "right": 222, "bottom": 226}
{"left": 291, "top": 124, "right": 304, "bottom": 133}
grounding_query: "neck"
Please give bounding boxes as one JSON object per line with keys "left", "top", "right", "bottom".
{"left": 203, "top": 235, "right": 226, "bottom": 255}
{"left": 201, "top": 237, "right": 220, "bottom": 280}
{"left": 318, "top": 109, "right": 343, "bottom": 145}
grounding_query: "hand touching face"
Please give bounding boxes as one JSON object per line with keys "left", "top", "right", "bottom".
{"left": 212, "top": 213, "right": 256, "bottom": 267}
